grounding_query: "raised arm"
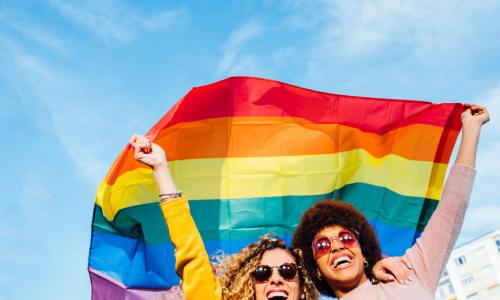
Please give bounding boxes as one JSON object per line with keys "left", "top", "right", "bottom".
{"left": 130, "top": 135, "right": 222, "bottom": 300}
{"left": 404, "top": 104, "right": 489, "bottom": 291}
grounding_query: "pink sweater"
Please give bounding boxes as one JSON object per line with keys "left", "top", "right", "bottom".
{"left": 341, "top": 164, "right": 476, "bottom": 299}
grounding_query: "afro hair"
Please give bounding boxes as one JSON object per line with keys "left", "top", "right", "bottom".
{"left": 292, "top": 199, "right": 382, "bottom": 297}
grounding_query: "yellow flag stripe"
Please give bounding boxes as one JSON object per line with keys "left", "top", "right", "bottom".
{"left": 96, "top": 149, "right": 448, "bottom": 220}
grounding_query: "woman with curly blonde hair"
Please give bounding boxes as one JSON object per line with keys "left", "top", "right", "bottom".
{"left": 215, "top": 235, "right": 318, "bottom": 300}
{"left": 129, "top": 134, "right": 410, "bottom": 300}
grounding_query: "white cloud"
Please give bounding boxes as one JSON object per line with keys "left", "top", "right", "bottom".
{"left": 477, "top": 85, "right": 500, "bottom": 125}
{"left": 475, "top": 84, "right": 500, "bottom": 175}
{"left": 48, "top": 0, "right": 186, "bottom": 42}
{"left": 322, "top": 0, "right": 409, "bottom": 57}
{"left": 216, "top": 20, "right": 265, "bottom": 76}
{"left": 140, "top": 10, "right": 183, "bottom": 31}
{"left": 459, "top": 204, "right": 500, "bottom": 244}
{"left": 214, "top": 20, "right": 301, "bottom": 79}
{"left": 0, "top": 10, "right": 68, "bottom": 53}
{"left": 317, "top": 0, "right": 495, "bottom": 59}
{"left": 291, "top": 0, "right": 500, "bottom": 90}
{"left": 476, "top": 141, "right": 500, "bottom": 179}
{"left": 0, "top": 36, "right": 135, "bottom": 187}
{"left": 11, "top": 52, "right": 109, "bottom": 186}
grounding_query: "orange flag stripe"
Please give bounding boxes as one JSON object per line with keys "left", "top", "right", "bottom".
{"left": 105, "top": 116, "right": 458, "bottom": 185}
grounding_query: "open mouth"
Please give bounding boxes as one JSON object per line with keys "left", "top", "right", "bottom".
{"left": 332, "top": 255, "right": 353, "bottom": 270}
{"left": 267, "top": 290, "right": 289, "bottom": 300}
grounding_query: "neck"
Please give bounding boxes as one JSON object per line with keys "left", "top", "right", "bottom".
{"left": 330, "top": 274, "right": 368, "bottom": 298}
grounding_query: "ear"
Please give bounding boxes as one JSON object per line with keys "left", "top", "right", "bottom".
{"left": 316, "top": 268, "right": 323, "bottom": 280}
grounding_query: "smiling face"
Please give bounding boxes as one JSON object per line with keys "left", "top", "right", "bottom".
{"left": 314, "top": 225, "right": 368, "bottom": 294}
{"left": 254, "top": 248, "right": 302, "bottom": 300}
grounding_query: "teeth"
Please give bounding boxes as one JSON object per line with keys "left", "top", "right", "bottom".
{"left": 268, "top": 291, "right": 288, "bottom": 298}
{"left": 334, "top": 256, "right": 352, "bottom": 267}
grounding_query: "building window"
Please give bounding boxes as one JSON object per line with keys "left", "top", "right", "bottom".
{"left": 461, "top": 274, "right": 474, "bottom": 285}
{"left": 477, "top": 265, "right": 495, "bottom": 278}
{"left": 496, "top": 239, "right": 500, "bottom": 252}
{"left": 448, "top": 283, "right": 455, "bottom": 294}
{"left": 455, "top": 255, "right": 467, "bottom": 266}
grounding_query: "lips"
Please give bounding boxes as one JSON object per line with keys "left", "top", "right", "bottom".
{"left": 333, "top": 256, "right": 353, "bottom": 268}
{"left": 329, "top": 251, "right": 355, "bottom": 270}
{"left": 267, "top": 289, "right": 289, "bottom": 299}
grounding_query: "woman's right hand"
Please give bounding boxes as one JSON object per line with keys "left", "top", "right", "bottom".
{"left": 455, "top": 104, "right": 489, "bottom": 167}
{"left": 129, "top": 134, "right": 167, "bottom": 170}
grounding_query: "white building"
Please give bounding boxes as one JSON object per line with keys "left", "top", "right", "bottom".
{"left": 436, "top": 228, "right": 500, "bottom": 300}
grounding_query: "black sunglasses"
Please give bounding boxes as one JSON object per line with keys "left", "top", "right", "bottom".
{"left": 251, "top": 263, "right": 298, "bottom": 282}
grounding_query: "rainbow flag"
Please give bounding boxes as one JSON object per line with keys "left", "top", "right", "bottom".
{"left": 88, "top": 76, "right": 463, "bottom": 298}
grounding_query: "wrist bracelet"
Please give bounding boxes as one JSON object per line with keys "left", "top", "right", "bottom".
{"left": 158, "top": 191, "right": 183, "bottom": 201}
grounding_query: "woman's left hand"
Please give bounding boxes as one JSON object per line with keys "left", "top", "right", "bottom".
{"left": 129, "top": 134, "right": 167, "bottom": 170}
{"left": 372, "top": 256, "right": 413, "bottom": 284}
{"left": 462, "top": 104, "right": 490, "bottom": 129}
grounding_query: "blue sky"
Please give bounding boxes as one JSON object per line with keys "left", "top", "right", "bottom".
{"left": 1, "top": 1, "right": 499, "bottom": 299}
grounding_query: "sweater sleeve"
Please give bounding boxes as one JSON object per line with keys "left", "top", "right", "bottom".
{"left": 405, "top": 164, "right": 476, "bottom": 292}
{"left": 160, "top": 197, "right": 222, "bottom": 300}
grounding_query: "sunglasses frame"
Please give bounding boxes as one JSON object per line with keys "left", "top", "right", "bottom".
{"left": 251, "top": 262, "right": 299, "bottom": 283}
{"left": 311, "top": 228, "right": 360, "bottom": 259}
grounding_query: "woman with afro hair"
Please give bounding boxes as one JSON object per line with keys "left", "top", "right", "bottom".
{"left": 292, "top": 104, "right": 489, "bottom": 299}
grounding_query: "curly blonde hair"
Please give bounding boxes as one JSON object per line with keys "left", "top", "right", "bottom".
{"left": 213, "top": 235, "right": 318, "bottom": 300}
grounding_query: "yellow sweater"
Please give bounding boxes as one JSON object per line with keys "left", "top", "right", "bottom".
{"left": 160, "top": 196, "right": 222, "bottom": 300}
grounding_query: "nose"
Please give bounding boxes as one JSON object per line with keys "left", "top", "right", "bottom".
{"left": 330, "top": 239, "right": 346, "bottom": 252}
{"left": 269, "top": 267, "right": 284, "bottom": 285}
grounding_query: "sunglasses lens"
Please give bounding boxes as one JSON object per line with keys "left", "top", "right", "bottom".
{"left": 252, "top": 265, "right": 272, "bottom": 282}
{"left": 339, "top": 230, "right": 357, "bottom": 247}
{"left": 313, "top": 236, "right": 332, "bottom": 257}
{"left": 278, "top": 263, "right": 298, "bottom": 280}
